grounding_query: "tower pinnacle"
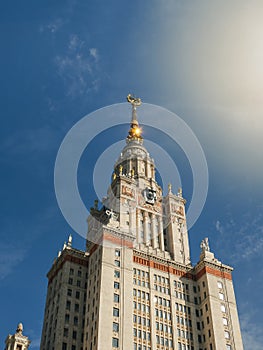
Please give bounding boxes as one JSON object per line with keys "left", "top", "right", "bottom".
{"left": 126, "top": 94, "right": 143, "bottom": 142}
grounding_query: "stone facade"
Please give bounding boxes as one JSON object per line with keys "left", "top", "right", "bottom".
{"left": 40, "top": 240, "right": 89, "bottom": 350}
{"left": 5, "top": 323, "right": 31, "bottom": 350}
{"left": 40, "top": 97, "right": 243, "bottom": 350}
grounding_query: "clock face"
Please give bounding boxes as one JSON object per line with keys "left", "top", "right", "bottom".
{"left": 144, "top": 187, "right": 157, "bottom": 204}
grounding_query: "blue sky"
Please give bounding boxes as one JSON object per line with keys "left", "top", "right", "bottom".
{"left": 1, "top": 1, "right": 263, "bottom": 348}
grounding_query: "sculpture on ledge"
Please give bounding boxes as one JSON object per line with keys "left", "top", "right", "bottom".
{"left": 200, "top": 237, "right": 210, "bottom": 252}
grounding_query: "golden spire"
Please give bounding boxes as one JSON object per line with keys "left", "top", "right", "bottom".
{"left": 126, "top": 94, "right": 143, "bottom": 142}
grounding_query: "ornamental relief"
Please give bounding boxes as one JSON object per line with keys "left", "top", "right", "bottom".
{"left": 122, "top": 185, "right": 135, "bottom": 198}
{"left": 171, "top": 203, "right": 184, "bottom": 216}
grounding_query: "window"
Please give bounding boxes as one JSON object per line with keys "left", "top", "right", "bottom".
{"left": 115, "top": 260, "right": 120, "bottom": 267}
{"left": 224, "top": 331, "right": 230, "bottom": 339}
{"left": 226, "top": 345, "right": 232, "bottom": 350}
{"left": 66, "top": 301, "right": 71, "bottom": 311}
{"left": 113, "top": 308, "right": 119, "bottom": 317}
{"left": 63, "top": 328, "right": 69, "bottom": 337}
{"left": 62, "top": 343, "right": 67, "bottom": 350}
{"left": 75, "top": 304, "right": 79, "bottom": 312}
{"left": 70, "top": 268, "right": 74, "bottom": 275}
{"left": 114, "top": 294, "right": 120, "bottom": 303}
{"left": 223, "top": 318, "right": 228, "bottom": 326}
{"left": 114, "top": 270, "right": 120, "bottom": 278}
{"left": 113, "top": 322, "right": 119, "bottom": 332}
{"left": 112, "top": 338, "right": 119, "bottom": 348}
{"left": 115, "top": 250, "right": 120, "bottom": 257}
{"left": 77, "top": 280, "right": 81, "bottom": 287}
{"left": 74, "top": 316, "right": 78, "bottom": 325}
{"left": 67, "top": 289, "right": 72, "bottom": 297}
{"left": 217, "top": 281, "right": 223, "bottom": 289}
{"left": 114, "top": 282, "right": 120, "bottom": 289}
{"left": 78, "top": 270, "right": 82, "bottom": 277}
{"left": 219, "top": 292, "right": 224, "bottom": 300}
{"left": 76, "top": 291, "right": 80, "bottom": 299}
{"left": 221, "top": 304, "right": 226, "bottom": 313}
{"left": 72, "top": 331, "right": 77, "bottom": 340}
{"left": 68, "top": 278, "right": 73, "bottom": 285}
{"left": 65, "top": 314, "right": 70, "bottom": 323}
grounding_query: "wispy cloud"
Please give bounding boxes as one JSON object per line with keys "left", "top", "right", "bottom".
{"left": 215, "top": 208, "right": 263, "bottom": 263}
{"left": 0, "top": 244, "right": 27, "bottom": 280}
{"left": 89, "top": 48, "right": 99, "bottom": 62}
{"left": 55, "top": 34, "right": 100, "bottom": 97}
{"left": 39, "top": 18, "right": 64, "bottom": 34}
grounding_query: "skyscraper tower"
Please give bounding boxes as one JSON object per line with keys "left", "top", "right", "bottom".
{"left": 40, "top": 95, "right": 243, "bottom": 350}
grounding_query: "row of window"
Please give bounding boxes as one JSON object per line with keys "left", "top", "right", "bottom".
{"left": 63, "top": 328, "right": 78, "bottom": 339}
{"left": 154, "top": 274, "right": 169, "bottom": 285}
{"left": 133, "top": 289, "right": 150, "bottom": 300}
{"left": 175, "top": 303, "right": 191, "bottom": 314}
{"left": 156, "top": 322, "right": 172, "bottom": 333}
{"left": 174, "top": 281, "right": 189, "bottom": 291}
{"left": 112, "top": 255, "right": 120, "bottom": 348}
{"left": 176, "top": 315, "right": 192, "bottom": 327}
{"left": 154, "top": 296, "right": 171, "bottom": 307}
{"left": 133, "top": 301, "right": 150, "bottom": 313}
{"left": 67, "top": 288, "right": 86, "bottom": 300}
{"left": 133, "top": 329, "right": 151, "bottom": 340}
{"left": 153, "top": 284, "right": 170, "bottom": 294}
{"left": 66, "top": 301, "right": 80, "bottom": 312}
{"left": 193, "top": 280, "right": 206, "bottom": 294}
{"left": 156, "top": 336, "right": 173, "bottom": 348}
{"left": 217, "top": 281, "right": 232, "bottom": 347}
{"left": 155, "top": 308, "right": 172, "bottom": 320}
{"left": 133, "top": 269, "right": 150, "bottom": 279}
{"left": 68, "top": 278, "right": 86, "bottom": 288}
{"left": 133, "top": 314, "right": 151, "bottom": 327}
{"left": 62, "top": 343, "right": 76, "bottom": 350}
{"left": 177, "top": 328, "right": 193, "bottom": 340}
{"left": 69, "top": 268, "right": 85, "bottom": 277}
{"left": 134, "top": 279, "right": 150, "bottom": 288}
{"left": 133, "top": 343, "right": 151, "bottom": 350}
{"left": 175, "top": 290, "right": 190, "bottom": 301}
{"left": 177, "top": 343, "right": 194, "bottom": 350}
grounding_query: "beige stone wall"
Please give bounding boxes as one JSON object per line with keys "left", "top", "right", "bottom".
{"left": 40, "top": 247, "right": 88, "bottom": 350}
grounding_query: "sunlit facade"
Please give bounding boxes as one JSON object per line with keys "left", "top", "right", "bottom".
{"left": 40, "top": 97, "right": 243, "bottom": 350}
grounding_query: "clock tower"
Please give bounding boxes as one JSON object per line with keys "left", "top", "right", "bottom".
{"left": 40, "top": 94, "right": 244, "bottom": 350}
{"left": 87, "top": 94, "right": 190, "bottom": 265}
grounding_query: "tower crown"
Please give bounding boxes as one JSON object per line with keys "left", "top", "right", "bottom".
{"left": 126, "top": 94, "right": 143, "bottom": 143}
{"left": 112, "top": 95, "right": 155, "bottom": 181}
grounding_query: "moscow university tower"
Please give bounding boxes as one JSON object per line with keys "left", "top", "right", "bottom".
{"left": 40, "top": 96, "right": 243, "bottom": 350}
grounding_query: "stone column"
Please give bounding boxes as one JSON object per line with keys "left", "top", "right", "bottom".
{"left": 143, "top": 211, "right": 148, "bottom": 245}
{"left": 158, "top": 216, "right": 165, "bottom": 251}
{"left": 152, "top": 214, "right": 157, "bottom": 249}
